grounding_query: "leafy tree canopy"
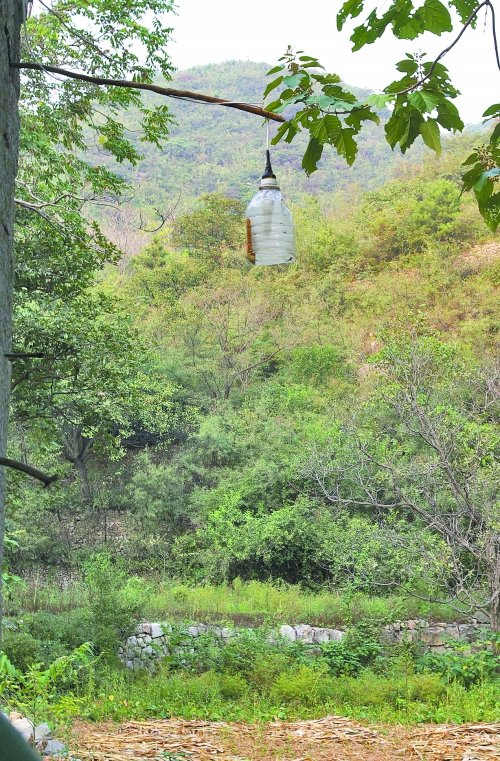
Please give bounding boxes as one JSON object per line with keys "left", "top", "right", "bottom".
{"left": 265, "top": 1, "right": 500, "bottom": 229}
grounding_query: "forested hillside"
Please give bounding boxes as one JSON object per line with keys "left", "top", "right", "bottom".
{"left": 6, "top": 60, "right": 498, "bottom": 626}
{"left": 91, "top": 61, "right": 428, "bottom": 225}
{"left": 3, "top": 55, "right": 500, "bottom": 752}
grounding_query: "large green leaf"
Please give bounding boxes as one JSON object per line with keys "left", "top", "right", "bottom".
{"left": 302, "top": 137, "right": 324, "bottom": 175}
{"left": 419, "top": 119, "right": 442, "bottom": 153}
{"left": 337, "top": 0, "right": 365, "bottom": 30}
{"left": 419, "top": 0, "right": 453, "bottom": 33}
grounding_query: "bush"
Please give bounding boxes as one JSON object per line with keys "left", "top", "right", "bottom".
{"left": 320, "top": 624, "right": 384, "bottom": 676}
{"left": 218, "top": 673, "right": 248, "bottom": 700}
{"left": 23, "top": 609, "right": 93, "bottom": 651}
{"left": 417, "top": 635, "right": 500, "bottom": 687}
{"left": 271, "top": 664, "right": 334, "bottom": 705}
{"left": 1, "top": 631, "right": 43, "bottom": 671}
{"left": 83, "top": 551, "right": 141, "bottom": 658}
{"left": 330, "top": 670, "right": 446, "bottom": 709}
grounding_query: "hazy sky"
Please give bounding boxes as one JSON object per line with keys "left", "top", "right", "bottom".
{"left": 169, "top": 0, "right": 499, "bottom": 124}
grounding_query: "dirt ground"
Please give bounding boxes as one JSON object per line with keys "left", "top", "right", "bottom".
{"left": 69, "top": 716, "right": 500, "bottom": 761}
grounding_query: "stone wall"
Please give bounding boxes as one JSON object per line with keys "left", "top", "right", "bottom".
{"left": 382, "top": 619, "right": 489, "bottom": 652}
{"left": 119, "top": 619, "right": 490, "bottom": 670}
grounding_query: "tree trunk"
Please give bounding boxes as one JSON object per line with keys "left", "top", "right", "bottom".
{"left": 0, "top": 1, "right": 23, "bottom": 632}
{"left": 487, "top": 535, "right": 500, "bottom": 633}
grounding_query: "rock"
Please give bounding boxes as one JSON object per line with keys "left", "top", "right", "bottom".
{"left": 312, "top": 628, "right": 330, "bottom": 643}
{"left": 34, "top": 722, "right": 51, "bottom": 744}
{"left": 188, "top": 626, "right": 199, "bottom": 636}
{"left": 144, "top": 634, "right": 152, "bottom": 643}
{"left": 143, "top": 645, "right": 153, "bottom": 656}
{"left": 43, "top": 738, "right": 66, "bottom": 756}
{"left": 420, "top": 626, "right": 445, "bottom": 647}
{"left": 458, "top": 624, "right": 477, "bottom": 641}
{"left": 444, "top": 625, "right": 460, "bottom": 639}
{"left": 220, "top": 627, "right": 232, "bottom": 639}
{"left": 140, "top": 623, "right": 152, "bottom": 635}
{"left": 295, "top": 624, "right": 314, "bottom": 643}
{"left": 381, "top": 627, "right": 397, "bottom": 644}
{"left": 126, "top": 660, "right": 134, "bottom": 669}
{"left": 11, "top": 716, "right": 34, "bottom": 743}
{"left": 279, "top": 625, "right": 296, "bottom": 641}
{"left": 429, "top": 645, "right": 448, "bottom": 654}
{"left": 197, "top": 624, "right": 207, "bottom": 634}
{"left": 327, "top": 629, "right": 345, "bottom": 642}
{"left": 128, "top": 635, "right": 137, "bottom": 646}
{"left": 407, "top": 619, "right": 417, "bottom": 630}
{"left": 150, "top": 623, "right": 164, "bottom": 639}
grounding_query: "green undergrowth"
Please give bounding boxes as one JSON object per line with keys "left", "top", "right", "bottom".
{"left": 2, "top": 622, "right": 499, "bottom": 728}
{"left": 33, "top": 664, "right": 500, "bottom": 726}
{"left": 6, "top": 577, "right": 461, "bottom": 627}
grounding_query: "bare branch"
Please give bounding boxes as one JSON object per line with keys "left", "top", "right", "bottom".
{"left": 12, "top": 63, "right": 286, "bottom": 123}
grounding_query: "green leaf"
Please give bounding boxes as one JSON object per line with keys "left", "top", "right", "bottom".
{"left": 462, "top": 152, "right": 478, "bottom": 166}
{"left": 264, "top": 76, "right": 284, "bottom": 99}
{"left": 283, "top": 71, "right": 309, "bottom": 89}
{"left": 461, "top": 165, "right": 485, "bottom": 191}
{"left": 366, "top": 93, "right": 391, "bottom": 109}
{"left": 419, "top": 120, "right": 442, "bottom": 153}
{"left": 345, "top": 106, "right": 380, "bottom": 131}
{"left": 450, "top": 0, "right": 480, "bottom": 23}
{"left": 420, "top": 0, "right": 453, "bottom": 33}
{"left": 478, "top": 192, "right": 500, "bottom": 231}
{"left": 385, "top": 108, "right": 410, "bottom": 149}
{"left": 483, "top": 103, "right": 500, "bottom": 118}
{"left": 302, "top": 137, "right": 324, "bottom": 175}
{"left": 396, "top": 59, "right": 419, "bottom": 74}
{"left": 436, "top": 100, "right": 464, "bottom": 131}
{"left": 266, "top": 64, "right": 284, "bottom": 75}
{"left": 333, "top": 127, "right": 358, "bottom": 165}
{"left": 408, "top": 90, "right": 442, "bottom": 112}
{"left": 271, "top": 121, "right": 299, "bottom": 145}
{"left": 337, "top": 0, "right": 364, "bottom": 30}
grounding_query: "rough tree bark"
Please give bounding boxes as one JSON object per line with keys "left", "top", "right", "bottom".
{"left": 0, "top": 0, "right": 23, "bottom": 632}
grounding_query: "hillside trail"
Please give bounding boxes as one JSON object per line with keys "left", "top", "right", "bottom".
{"left": 69, "top": 716, "right": 500, "bottom": 761}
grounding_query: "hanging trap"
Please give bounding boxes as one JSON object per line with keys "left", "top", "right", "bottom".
{"left": 245, "top": 149, "right": 296, "bottom": 266}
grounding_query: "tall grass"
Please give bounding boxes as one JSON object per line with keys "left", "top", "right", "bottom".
{"left": 142, "top": 579, "right": 460, "bottom": 626}
{"left": 62, "top": 664, "right": 500, "bottom": 725}
{"left": 6, "top": 576, "right": 460, "bottom": 626}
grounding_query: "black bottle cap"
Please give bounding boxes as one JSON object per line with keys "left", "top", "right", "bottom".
{"left": 262, "top": 150, "right": 276, "bottom": 179}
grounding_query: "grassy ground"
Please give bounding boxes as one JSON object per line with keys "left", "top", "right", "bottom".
{"left": 69, "top": 664, "right": 500, "bottom": 725}
{"left": 6, "top": 577, "right": 462, "bottom": 626}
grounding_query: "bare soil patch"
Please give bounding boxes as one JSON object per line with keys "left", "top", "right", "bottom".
{"left": 70, "top": 716, "right": 500, "bottom": 761}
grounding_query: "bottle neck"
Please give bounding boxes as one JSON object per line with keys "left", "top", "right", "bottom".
{"left": 259, "top": 177, "right": 280, "bottom": 190}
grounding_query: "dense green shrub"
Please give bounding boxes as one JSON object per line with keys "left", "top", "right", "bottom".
{"left": 320, "top": 625, "right": 384, "bottom": 676}
{"left": 1, "top": 632, "right": 44, "bottom": 671}
{"left": 271, "top": 664, "right": 334, "bottom": 705}
{"left": 23, "top": 609, "right": 93, "bottom": 651}
{"left": 83, "top": 551, "right": 142, "bottom": 658}
{"left": 417, "top": 635, "right": 500, "bottom": 687}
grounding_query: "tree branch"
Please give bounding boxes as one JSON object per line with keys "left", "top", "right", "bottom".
{"left": 0, "top": 457, "right": 58, "bottom": 487}
{"left": 396, "top": 0, "right": 500, "bottom": 96}
{"left": 12, "top": 63, "right": 286, "bottom": 123}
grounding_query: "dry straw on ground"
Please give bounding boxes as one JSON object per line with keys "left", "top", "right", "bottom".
{"left": 69, "top": 716, "right": 500, "bottom": 761}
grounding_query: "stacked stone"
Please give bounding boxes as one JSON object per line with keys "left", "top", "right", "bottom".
{"left": 118, "top": 622, "right": 171, "bottom": 670}
{"left": 278, "top": 624, "right": 345, "bottom": 643}
{"left": 119, "top": 619, "right": 491, "bottom": 670}
{"left": 382, "top": 619, "right": 489, "bottom": 652}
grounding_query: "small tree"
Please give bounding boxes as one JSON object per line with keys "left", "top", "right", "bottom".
{"left": 306, "top": 338, "right": 500, "bottom": 630}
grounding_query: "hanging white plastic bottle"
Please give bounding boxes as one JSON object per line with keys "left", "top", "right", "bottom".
{"left": 245, "top": 151, "right": 296, "bottom": 266}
